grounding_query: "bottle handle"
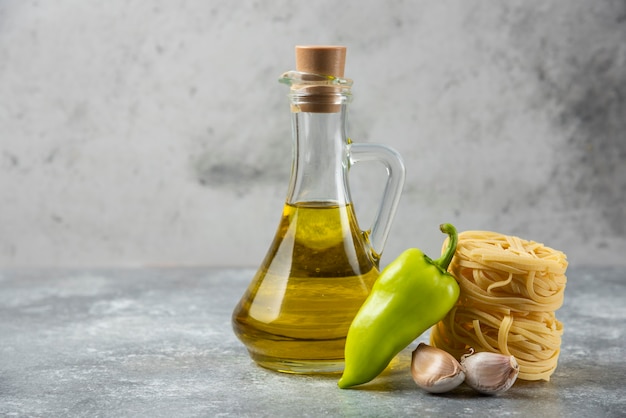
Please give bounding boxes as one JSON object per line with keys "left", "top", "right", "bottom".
{"left": 349, "top": 143, "right": 406, "bottom": 260}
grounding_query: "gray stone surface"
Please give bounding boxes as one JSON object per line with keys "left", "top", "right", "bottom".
{"left": 1, "top": 267, "right": 625, "bottom": 417}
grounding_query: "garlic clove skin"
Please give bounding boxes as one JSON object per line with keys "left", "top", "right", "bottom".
{"left": 461, "top": 351, "right": 520, "bottom": 395}
{"left": 411, "top": 343, "right": 466, "bottom": 394}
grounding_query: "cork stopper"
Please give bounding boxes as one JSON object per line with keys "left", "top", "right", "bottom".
{"left": 293, "top": 45, "right": 347, "bottom": 113}
{"left": 295, "top": 45, "right": 346, "bottom": 78}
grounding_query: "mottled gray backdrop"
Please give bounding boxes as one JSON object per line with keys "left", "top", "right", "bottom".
{"left": 1, "top": 0, "right": 624, "bottom": 268}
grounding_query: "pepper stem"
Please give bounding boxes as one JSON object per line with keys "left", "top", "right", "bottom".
{"left": 433, "top": 223, "right": 458, "bottom": 271}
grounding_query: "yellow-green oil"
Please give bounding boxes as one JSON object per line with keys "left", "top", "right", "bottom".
{"left": 232, "top": 202, "right": 379, "bottom": 373}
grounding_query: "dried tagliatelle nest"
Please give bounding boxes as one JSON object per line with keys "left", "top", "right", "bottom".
{"left": 430, "top": 230, "right": 567, "bottom": 381}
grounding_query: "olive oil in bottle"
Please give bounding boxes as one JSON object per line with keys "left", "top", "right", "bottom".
{"left": 231, "top": 46, "right": 405, "bottom": 374}
{"left": 232, "top": 202, "right": 379, "bottom": 373}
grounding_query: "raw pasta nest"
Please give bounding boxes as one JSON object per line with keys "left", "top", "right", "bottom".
{"left": 430, "top": 230, "right": 567, "bottom": 381}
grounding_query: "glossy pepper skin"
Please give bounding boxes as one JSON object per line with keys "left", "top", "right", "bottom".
{"left": 337, "top": 223, "right": 460, "bottom": 389}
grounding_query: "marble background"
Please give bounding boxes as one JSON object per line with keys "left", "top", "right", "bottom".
{"left": 1, "top": 0, "right": 625, "bottom": 268}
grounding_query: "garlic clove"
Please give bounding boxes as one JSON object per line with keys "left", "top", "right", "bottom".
{"left": 411, "top": 343, "right": 466, "bottom": 394}
{"left": 461, "top": 351, "right": 520, "bottom": 395}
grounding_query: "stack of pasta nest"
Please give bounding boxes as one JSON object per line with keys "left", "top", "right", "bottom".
{"left": 430, "top": 231, "right": 568, "bottom": 381}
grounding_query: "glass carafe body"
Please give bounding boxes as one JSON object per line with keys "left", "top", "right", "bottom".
{"left": 232, "top": 71, "right": 404, "bottom": 373}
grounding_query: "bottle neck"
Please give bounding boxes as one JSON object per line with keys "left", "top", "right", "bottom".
{"left": 286, "top": 105, "right": 351, "bottom": 205}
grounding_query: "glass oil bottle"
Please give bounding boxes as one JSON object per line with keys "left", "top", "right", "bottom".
{"left": 232, "top": 46, "right": 405, "bottom": 373}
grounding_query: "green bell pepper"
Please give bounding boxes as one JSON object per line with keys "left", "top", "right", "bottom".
{"left": 338, "top": 223, "right": 460, "bottom": 389}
